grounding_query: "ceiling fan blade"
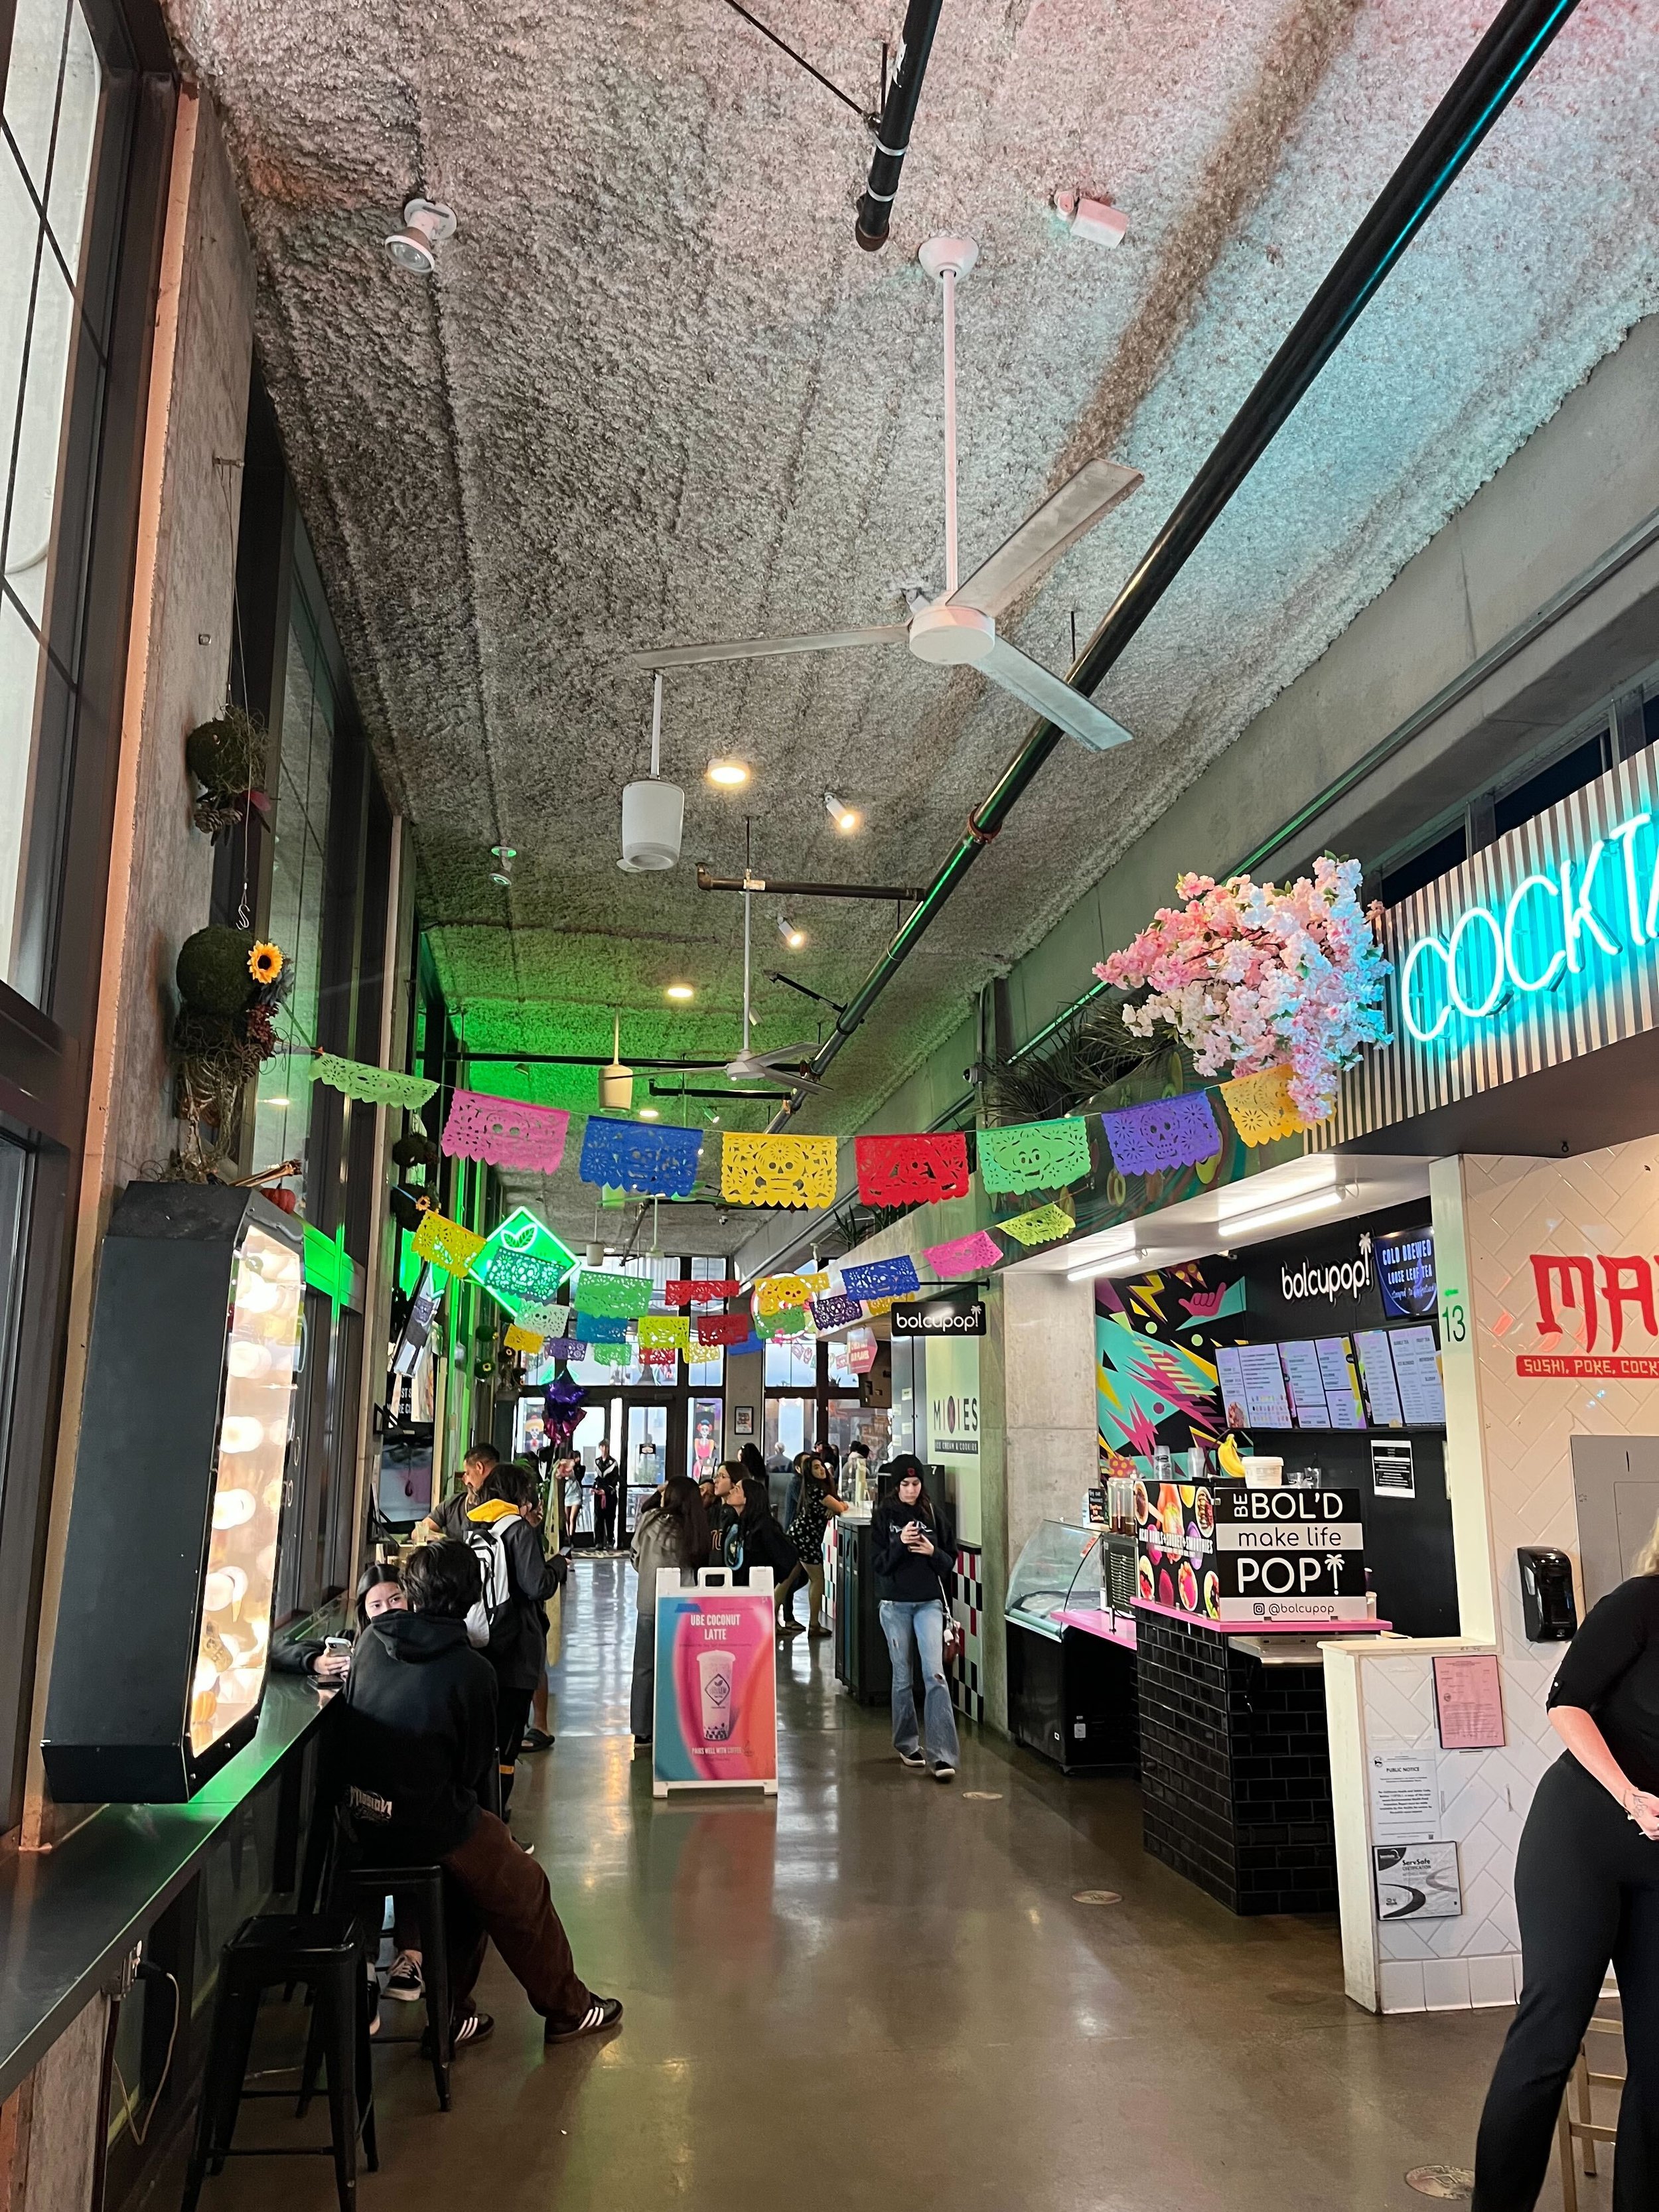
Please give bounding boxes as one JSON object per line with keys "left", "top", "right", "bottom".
{"left": 946, "top": 459, "right": 1142, "bottom": 619}
{"left": 979, "top": 637, "right": 1136, "bottom": 752}
{"left": 624, "top": 625, "right": 908, "bottom": 673}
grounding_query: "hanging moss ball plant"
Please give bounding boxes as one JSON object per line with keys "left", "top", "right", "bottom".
{"left": 176, "top": 926, "right": 257, "bottom": 1017}
{"left": 185, "top": 707, "right": 267, "bottom": 836}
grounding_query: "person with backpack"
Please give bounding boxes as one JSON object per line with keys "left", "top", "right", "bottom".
{"left": 340, "top": 1538, "right": 622, "bottom": 2051}
{"left": 872, "top": 1461, "right": 960, "bottom": 1783}
{"left": 465, "top": 1463, "right": 566, "bottom": 1817}
{"left": 628, "top": 1475, "right": 711, "bottom": 1746}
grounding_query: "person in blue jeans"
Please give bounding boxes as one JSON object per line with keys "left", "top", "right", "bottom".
{"left": 872, "top": 1461, "right": 960, "bottom": 1783}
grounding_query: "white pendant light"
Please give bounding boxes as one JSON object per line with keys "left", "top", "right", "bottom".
{"left": 599, "top": 1013, "right": 633, "bottom": 1111}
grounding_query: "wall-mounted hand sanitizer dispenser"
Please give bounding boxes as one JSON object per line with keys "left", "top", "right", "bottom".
{"left": 1518, "top": 1546, "right": 1577, "bottom": 1642}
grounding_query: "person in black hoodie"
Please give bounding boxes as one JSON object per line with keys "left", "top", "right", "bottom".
{"left": 872, "top": 1461, "right": 960, "bottom": 1781}
{"left": 340, "top": 1537, "right": 622, "bottom": 2049}
{"left": 465, "top": 1463, "right": 567, "bottom": 1816}
{"left": 729, "top": 1474, "right": 798, "bottom": 1624}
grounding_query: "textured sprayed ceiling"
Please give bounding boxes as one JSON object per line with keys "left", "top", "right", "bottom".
{"left": 171, "top": 0, "right": 1656, "bottom": 1250}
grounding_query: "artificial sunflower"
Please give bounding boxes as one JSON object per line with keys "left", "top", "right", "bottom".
{"left": 248, "top": 940, "right": 284, "bottom": 985}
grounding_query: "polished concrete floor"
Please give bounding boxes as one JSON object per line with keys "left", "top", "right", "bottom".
{"left": 200, "top": 1560, "right": 1585, "bottom": 2212}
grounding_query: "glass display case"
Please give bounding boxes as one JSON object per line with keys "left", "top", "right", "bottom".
{"left": 42, "top": 1183, "right": 304, "bottom": 1803}
{"left": 1005, "top": 1520, "right": 1104, "bottom": 1640}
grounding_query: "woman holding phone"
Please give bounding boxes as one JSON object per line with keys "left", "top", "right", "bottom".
{"left": 871, "top": 1459, "right": 958, "bottom": 1783}
{"left": 1471, "top": 1527, "right": 1659, "bottom": 2209}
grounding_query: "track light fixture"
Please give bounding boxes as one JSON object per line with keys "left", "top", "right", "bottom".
{"left": 384, "top": 198, "right": 457, "bottom": 273}
{"left": 825, "top": 791, "right": 859, "bottom": 833}
{"left": 777, "top": 915, "right": 806, "bottom": 948}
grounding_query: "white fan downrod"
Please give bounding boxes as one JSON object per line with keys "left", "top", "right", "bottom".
{"left": 626, "top": 232, "right": 1140, "bottom": 753}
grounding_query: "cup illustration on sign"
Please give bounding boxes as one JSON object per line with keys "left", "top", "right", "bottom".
{"left": 697, "top": 1647, "right": 735, "bottom": 1743}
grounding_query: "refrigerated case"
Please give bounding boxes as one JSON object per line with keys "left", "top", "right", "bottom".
{"left": 1004, "top": 1520, "right": 1137, "bottom": 1775}
{"left": 42, "top": 1185, "right": 305, "bottom": 1801}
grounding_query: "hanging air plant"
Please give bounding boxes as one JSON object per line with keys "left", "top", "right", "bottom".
{"left": 185, "top": 706, "right": 269, "bottom": 838}
{"left": 167, "top": 925, "right": 293, "bottom": 1181}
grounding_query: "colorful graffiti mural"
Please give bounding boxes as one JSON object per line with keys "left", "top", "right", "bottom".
{"left": 1094, "top": 1262, "right": 1243, "bottom": 1459}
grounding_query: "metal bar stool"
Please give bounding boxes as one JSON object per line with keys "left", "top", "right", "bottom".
{"left": 1556, "top": 2008, "right": 1624, "bottom": 2212}
{"left": 321, "top": 1862, "right": 453, "bottom": 2111}
{"left": 180, "top": 1914, "right": 376, "bottom": 2212}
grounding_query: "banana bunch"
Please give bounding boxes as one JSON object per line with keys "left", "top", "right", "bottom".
{"left": 1216, "top": 1432, "right": 1248, "bottom": 1481}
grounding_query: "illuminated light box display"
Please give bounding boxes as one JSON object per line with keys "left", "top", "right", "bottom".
{"left": 467, "top": 1206, "right": 578, "bottom": 1318}
{"left": 42, "top": 1185, "right": 305, "bottom": 1801}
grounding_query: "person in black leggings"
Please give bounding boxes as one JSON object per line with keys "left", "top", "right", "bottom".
{"left": 1472, "top": 1557, "right": 1659, "bottom": 2210}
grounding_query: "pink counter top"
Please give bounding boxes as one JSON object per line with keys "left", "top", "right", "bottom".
{"left": 1133, "top": 1599, "right": 1394, "bottom": 1637}
{"left": 1054, "top": 1606, "right": 1138, "bottom": 1651}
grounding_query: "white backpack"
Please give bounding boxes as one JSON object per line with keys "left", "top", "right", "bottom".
{"left": 461, "top": 1514, "right": 516, "bottom": 1651}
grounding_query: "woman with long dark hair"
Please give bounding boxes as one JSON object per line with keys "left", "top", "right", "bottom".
{"left": 776, "top": 1451, "right": 848, "bottom": 1638}
{"left": 629, "top": 1474, "right": 712, "bottom": 1745}
{"left": 1472, "top": 1524, "right": 1659, "bottom": 2209}
{"left": 871, "top": 1460, "right": 959, "bottom": 1783}
{"left": 729, "top": 1473, "right": 798, "bottom": 1609}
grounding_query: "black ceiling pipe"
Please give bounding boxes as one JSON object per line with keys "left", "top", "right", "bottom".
{"left": 773, "top": 0, "right": 1585, "bottom": 1130}
{"left": 695, "top": 865, "right": 924, "bottom": 901}
{"left": 854, "top": 0, "right": 944, "bottom": 250}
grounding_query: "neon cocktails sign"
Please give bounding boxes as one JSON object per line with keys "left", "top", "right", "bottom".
{"left": 1398, "top": 806, "right": 1659, "bottom": 1043}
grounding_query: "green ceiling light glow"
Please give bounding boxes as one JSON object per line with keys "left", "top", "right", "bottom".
{"left": 467, "top": 1205, "right": 578, "bottom": 1318}
{"left": 303, "top": 1220, "right": 355, "bottom": 1319}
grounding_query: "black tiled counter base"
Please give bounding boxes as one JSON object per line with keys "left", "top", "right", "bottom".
{"left": 1135, "top": 1610, "right": 1336, "bottom": 1916}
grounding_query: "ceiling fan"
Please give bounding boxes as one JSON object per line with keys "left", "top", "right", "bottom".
{"left": 726, "top": 873, "right": 828, "bottom": 1092}
{"left": 626, "top": 236, "right": 1142, "bottom": 753}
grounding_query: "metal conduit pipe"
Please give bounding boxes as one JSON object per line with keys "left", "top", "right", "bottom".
{"left": 774, "top": 0, "right": 1584, "bottom": 1131}
{"left": 854, "top": 0, "right": 944, "bottom": 250}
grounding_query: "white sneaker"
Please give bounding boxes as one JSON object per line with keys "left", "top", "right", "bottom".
{"left": 932, "top": 1764, "right": 956, "bottom": 1783}
{"left": 384, "top": 1950, "right": 424, "bottom": 2002}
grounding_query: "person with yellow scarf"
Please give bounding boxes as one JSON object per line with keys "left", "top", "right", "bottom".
{"left": 466, "top": 1464, "right": 566, "bottom": 1820}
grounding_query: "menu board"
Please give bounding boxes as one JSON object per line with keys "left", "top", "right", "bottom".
{"left": 1389, "top": 1325, "right": 1447, "bottom": 1426}
{"left": 1213, "top": 1329, "right": 1445, "bottom": 1435}
{"left": 1277, "top": 1339, "right": 1331, "bottom": 1428}
{"left": 1236, "top": 1342, "right": 1291, "bottom": 1430}
{"left": 1353, "top": 1330, "right": 1404, "bottom": 1428}
{"left": 1215, "top": 1345, "right": 1250, "bottom": 1432}
{"left": 1316, "top": 1337, "right": 1367, "bottom": 1430}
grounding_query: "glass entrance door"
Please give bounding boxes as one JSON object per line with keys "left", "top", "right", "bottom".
{"left": 623, "top": 1399, "right": 671, "bottom": 1538}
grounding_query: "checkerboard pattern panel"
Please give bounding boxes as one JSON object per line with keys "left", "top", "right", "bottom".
{"left": 951, "top": 1546, "right": 985, "bottom": 1723}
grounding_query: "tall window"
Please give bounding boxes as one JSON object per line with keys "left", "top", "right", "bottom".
{"left": 1, "top": 0, "right": 119, "bottom": 1001}
{"left": 252, "top": 588, "right": 334, "bottom": 1192}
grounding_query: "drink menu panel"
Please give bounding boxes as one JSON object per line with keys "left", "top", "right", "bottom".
{"left": 1212, "top": 1327, "right": 1444, "bottom": 1433}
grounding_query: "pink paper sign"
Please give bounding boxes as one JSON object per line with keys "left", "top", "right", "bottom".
{"left": 1433, "top": 1653, "right": 1506, "bottom": 1749}
{"left": 924, "top": 1228, "right": 1003, "bottom": 1279}
{"left": 441, "top": 1088, "right": 571, "bottom": 1172}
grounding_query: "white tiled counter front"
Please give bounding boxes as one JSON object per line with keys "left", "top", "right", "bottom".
{"left": 1325, "top": 1637, "right": 1540, "bottom": 2016}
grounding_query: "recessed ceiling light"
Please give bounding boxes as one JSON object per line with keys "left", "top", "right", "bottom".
{"left": 776, "top": 915, "right": 806, "bottom": 948}
{"left": 665, "top": 984, "right": 694, "bottom": 1001}
{"left": 707, "top": 758, "right": 750, "bottom": 788}
{"left": 638, "top": 1106, "right": 660, "bottom": 1120}
{"left": 825, "top": 791, "right": 859, "bottom": 833}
